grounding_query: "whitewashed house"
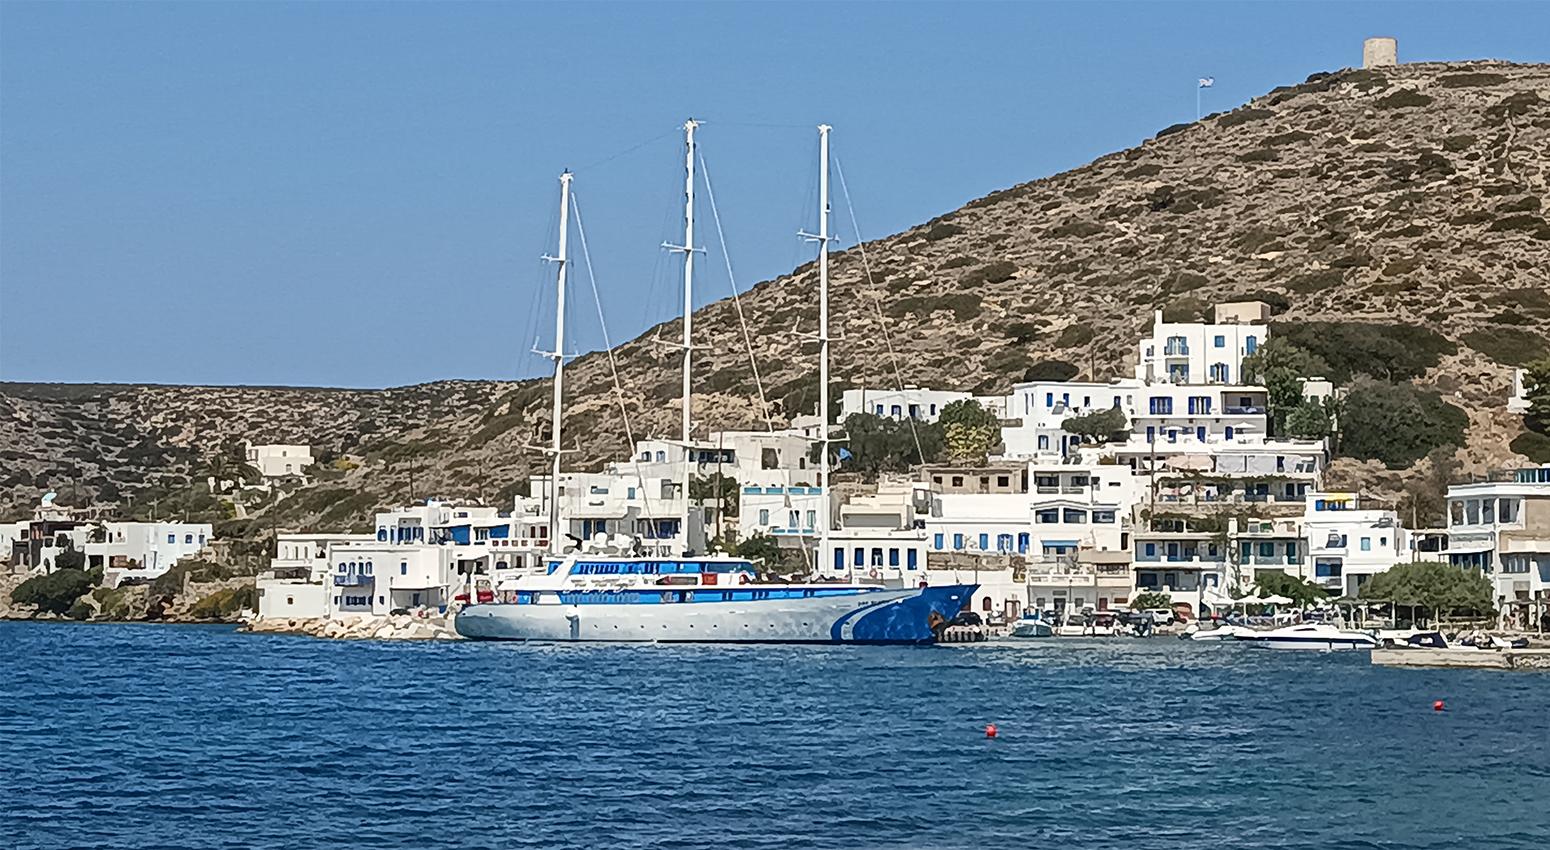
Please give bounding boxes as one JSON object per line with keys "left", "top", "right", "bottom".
{"left": 1444, "top": 465, "right": 1550, "bottom": 627}
{"left": 1300, "top": 492, "right": 1410, "bottom": 597}
{"left": 1134, "top": 305, "right": 1268, "bottom": 386}
{"left": 256, "top": 531, "right": 374, "bottom": 619}
{"left": 85, "top": 521, "right": 215, "bottom": 586}
{"left": 245, "top": 443, "right": 314, "bottom": 481}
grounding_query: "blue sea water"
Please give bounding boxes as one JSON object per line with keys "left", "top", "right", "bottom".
{"left": 2, "top": 622, "right": 1548, "bottom": 850}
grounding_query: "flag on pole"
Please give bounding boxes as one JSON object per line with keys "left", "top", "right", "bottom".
{"left": 1198, "top": 77, "right": 1215, "bottom": 88}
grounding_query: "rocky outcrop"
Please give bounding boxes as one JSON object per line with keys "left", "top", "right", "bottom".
{"left": 244, "top": 612, "right": 461, "bottom": 641}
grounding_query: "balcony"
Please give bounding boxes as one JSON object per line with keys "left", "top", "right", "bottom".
{"left": 333, "top": 574, "right": 374, "bottom": 587}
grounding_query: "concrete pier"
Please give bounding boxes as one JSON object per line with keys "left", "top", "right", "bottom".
{"left": 1372, "top": 648, "right": 1550, "bottom": 671}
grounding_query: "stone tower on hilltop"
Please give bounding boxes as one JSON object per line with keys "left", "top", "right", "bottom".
{"left": 1363, "top": 37, "right": 1398, "bottom": 69}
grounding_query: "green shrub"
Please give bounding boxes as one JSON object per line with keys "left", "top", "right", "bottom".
{"left": 1161, "top": 297, "right": 1208, "bottom": 323}
{"left": 1269, "top": 321, "right": 1455, "bottom": 383}
{"left": 962, "top": 260, "right": 1017, "bottom": 286}
{"left": 939, "top": 255, "right": 975, "bottom": 270}
{"left": 1286, "top": 269, "right": 1345, "bottom": 293}
{"left": 1510, "top": 430, "right": 1550, "bottom": 463}
{"left": 1438, "top": 72, "right": 1507, "bottom": 88}
{"left": 11, "top": 569, "right": 94, "bottom": 616}
{"left": 1376, "top": 90, "right": 1434, "bottom": 110}
{"left": 923, "top": 221, "right": 962, "bottom": 241}
{"left": 1462, "top": 328, "right": 1550, "bottom": 367}
{"left": 188, "top": 585, "right": 258, "bottom": 621}
{"left": 1234, "top": 291, "right": 1291, "bottom": 314}
{"left": 67, "top": 599, "right": 95, "bottom": 621}
{"left": 1216, "top": 107, "right": 1274, "bottom": 128}
{"left": 1054, "top": 323, "right": 1094, "bottom": 348}
{"left": 1339, "top": 380, "right": 1469, "bottom": 468}
{"left": 1002, "top": 321, "right": 1041, "bottom": 344}
{"left": 1023, "top": 360, "right": 1079, "bottom": 382}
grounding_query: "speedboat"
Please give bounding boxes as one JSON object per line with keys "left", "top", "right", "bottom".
{"left": 1054, "top": 610, "right": 1118, "bottom": 637}
{"left": 454, "top": 553, "right": 976, "bottom": 645}
{"left": 1009, "top": 611, "right": 1055, "bottom": 638}
{"left": 1233, "top": 623, "right": 1378, "bottom": 651}
{"left": 1183, "top": 623, "right": 1254, "bottom": 642}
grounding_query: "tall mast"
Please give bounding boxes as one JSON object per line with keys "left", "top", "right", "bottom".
{"left": 817, "top": 124, "right": 832, "bottom": 578}
{"left": 545, "top": 171, "right": 572, "bottom": 556}
{"left": 678, "top": 119, "right": 699, "bottom": 553}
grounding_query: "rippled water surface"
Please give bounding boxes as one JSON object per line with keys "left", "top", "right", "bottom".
{"left": 3, "top": 622, "right": 1549, "bottom": 849}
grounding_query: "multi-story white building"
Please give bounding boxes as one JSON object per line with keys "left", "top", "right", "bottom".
{"left": 1134, "top": 305, "right": 1268, "bottom": 386}
{"left": 922, "top": 463, "right": 1130, "bottom": 563}
{"left": 1001, "top": 379, "right": 1270, "bottom": 460}
{"left": 85, "top": 521, "right": 215, "bottom": 586}
{"left": 322, "top": 542, "right": 460, "bottom": 618}
{"left": 1300, "top": 492, "right": 1410, "bottom": 597}
{"left": 245, "top": 443, "right": 314, "bottom": 480}
{"left": 256, "top": 531, "right": 374, "bottom": 619}
{"left": 1444, "top": 465, "right": 1550, "bottom": 628}
{"left": 615, "top": 431, "right": 816, "bottom": 489}
{"left": 536, "top": 471, "right": 703, "bottom": 556}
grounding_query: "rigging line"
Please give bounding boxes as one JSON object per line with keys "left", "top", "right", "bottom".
{"left": 833, "top": 154, "right": 926, "bottom": 465}
{"left": 571, "top": 128, "right": 680, "bottom": 175}
{"left": 697, "top": 148, "right": 776, "bottom": 433}
{"left": 570, "top": 190, "right": 659, "bottom": 529}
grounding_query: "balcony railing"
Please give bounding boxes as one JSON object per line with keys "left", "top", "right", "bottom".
{"left": 332, "top": 574, "right": 374, "bottom": 587}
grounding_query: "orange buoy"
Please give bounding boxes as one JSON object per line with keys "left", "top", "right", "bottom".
{"left": 1433, "top": 700, "right": 1446, "bottom": 712}
{"left": 984, "top": 723, "right": 998, "bottom": 738}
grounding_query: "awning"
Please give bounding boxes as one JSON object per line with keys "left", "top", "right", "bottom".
{"left": 1165, "top": 454, "right": 1215, "bottom": 472}
{"left": 1078, "top": 550, "right": 1132, "bottom": 566}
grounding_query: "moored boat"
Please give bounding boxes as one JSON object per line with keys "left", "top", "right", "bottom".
{"left": 1233, "top": 623, "right": 1378, "bottom": 650}
{"left": 1183, "top": 623, "right": 1255, "bottom": 642}
{"left": 455, "top": 554, "right": 975, "bottom": 644}
{"left": 1009, "top": 611, "right": 1055, "bottom": 638}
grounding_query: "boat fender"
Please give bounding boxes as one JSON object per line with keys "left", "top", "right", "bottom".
{"left": 868, "top": 568, "right": 880, "bottom": 579}
{"left": 739, "top": 574, "right": 751, "bottom": 585}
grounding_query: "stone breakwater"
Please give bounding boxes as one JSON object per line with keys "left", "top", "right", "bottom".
{"left": 244, "top": 613, "right": 462, "bottom": 641}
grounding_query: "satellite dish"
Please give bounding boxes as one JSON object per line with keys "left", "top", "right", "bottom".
{"left": 41, "top": 492, "right": 57, "bottom": 505}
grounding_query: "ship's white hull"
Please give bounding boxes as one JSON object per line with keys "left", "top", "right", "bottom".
{"left": 455, "top": 584, "right": 975, "bottom": 644}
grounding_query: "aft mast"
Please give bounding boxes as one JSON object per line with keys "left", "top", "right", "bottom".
{"left": 541, "top": 171, "right": 573, "bottom": 557}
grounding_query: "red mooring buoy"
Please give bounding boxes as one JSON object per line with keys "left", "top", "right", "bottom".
{"left": 1433, "top": 700, "right": 1446, "bottom": 712}
{"left": 985, "top": 723, "right": 999, "bottom": 738}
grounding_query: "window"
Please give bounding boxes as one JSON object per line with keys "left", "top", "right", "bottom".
{"left": 953, "top": 533, "right": 964, "bottom": 550}
{"left": 834, "top": 548, "right": 845, "bottom": 569}
{"left": 655, "top": 451, "right": 666, "bottom": 463}
{"left": 1209, "top": 363, "right": 1229, "bottom": 382}
{"left": 1225, "top": 426, "right": 1235, "bottom": 441}
{"left": 1214, "top": 335, "right": 1225, "bottom": 348}
{"left": 871, "top": 548, "right": 884, "bottom": 567}
{"left": 1144, "top": 543, "right": 1157, "bottom": 557}
{"left": 789, "top": 510, "right": 800, "bottom": 528}
{"left": 978, "top": 533, "right": 990, "bottom": 550}
{"left": 1245, "top": 335, "right": 1258, "bottom": 354}
{"left": 758, "top": 509, "right": 769, "bottom": 525}
{"left": 907, "top": 550, "right": 918, "bottom": 569}
{"left": 1092, "top": 510, "right": 1115, "bottom": 524}
{"left": 1360, "top": 537, "right": 1371, "bottom": 551}
{"left": 1149, "top": 397, "right": 1173, "bottom": 415}
{"left": 1259, "top": 542, "right": 1274, "bottom": 558}
{"left": 1038, "top": 435, "right": 1049, "bottom": 450}
{"left": 805, "top": 510, "right": 816, "bottom": 528}
{"left": 1500, "top": 498, "right": 1521, "bottom": 524}
{"left": 1063, "top": 508, "right": 1087, "bottom": 524}
{"left": 627, "top": 487, "right": 636, "bottom": 500}
{"left": 982, "top": 597, "right": 993, "bottom": 612}
{"left": 933, "top": 533, "right": 944, "bottom": 549}
{"left": 888, "top": 548, "right": 900, "bottom": 566}
{"left": 1045, "top": 393, "right": 1054, "bottom": 407}
{"left": 1035, "top": 509, "right": 1058, "bottom": 524}
{"left": 951, "top": 476, "right": 963, "bottom": 487}
{"left": 997, "top": 476, "right": 1010, "bottom": 488}
{"left": 890, "top": 405, "right": 902, "bottom": 418}
{"left": 874, "top": 404, "right": 884, "bottom": 415}
{"left": 929, "top": 404, "right": 938, "bottom": 415}
{"left": 167, "top": 534, "right": 175, "bottom": 544}
{"left": 854, "top": 548, "right": 865, "bottom": 567}
{"left": 1017, "top": 532, "right": 1030, "bottom": 553}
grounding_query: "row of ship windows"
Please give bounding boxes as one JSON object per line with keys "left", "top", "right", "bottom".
{"left": 833, "top": 547, "right": 919, "bottom": 569}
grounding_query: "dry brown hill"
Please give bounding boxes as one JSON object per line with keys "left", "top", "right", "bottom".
{"left": 3, "top": 60, "right": 1548, "bottom": 528}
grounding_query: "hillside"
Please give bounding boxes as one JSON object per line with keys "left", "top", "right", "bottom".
{"left": 3, "top": 60, "right": 1548, "bottom": 529}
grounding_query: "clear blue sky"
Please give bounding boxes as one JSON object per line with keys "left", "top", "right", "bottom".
{"left": 3, "top": 1, "right": 1546, "bottom": 388}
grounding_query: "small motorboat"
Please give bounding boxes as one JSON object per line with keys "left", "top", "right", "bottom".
{"left": 1182, "top": 623, "right": 1254, "bottom": 642}
{"left": 1054, "top": 610, "right": 1118, "bottom": 637}
{"left": 1233, "top": 623, "right": 1379, "bottom": 651}
{"left": 1009, "top": 612, "right": 1055, "bottom": 638}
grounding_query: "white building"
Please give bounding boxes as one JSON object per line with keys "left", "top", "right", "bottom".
{"left": 323, "top": 543, "right": 459, "bottom": 618}
{"left": 1300, "top": 492, "right": 1410, "bottom": 597}
{"left": 245, "top": 443, "right": 314, "bottom": 480}
{"left": 1507, "top": 368, "right": 1532, "bottom": 414}
{"left": 840, "top": 387, "right": 972, "bottom": 423}
{"left": 1134, "top": 305, "right": 1268, "bottom": 386}
{"left": 85, "top": 521, "right": 215, "bottom": 586}
{"left": 537, "top": 471, "right": 703, "bottom": 556}
{"left": 615, "top": 430, "right": 816, "bottom": 489}
{"left": 256, "top": 531, "right": 375, "bottom": 620}
{"left": 1001, "top": 378, "right": 1270, "bottom": 460}
{"left": 1444, "top": 465, "right": 1550, "bottom": 628}
{"left": 923, "top": 462, "right": 1130, "bottom": 563}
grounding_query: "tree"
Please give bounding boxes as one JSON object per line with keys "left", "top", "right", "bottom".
{"left": 689, "top": 473, "right": 740, "bottom": 518}
{"left": 1062, "top": 406, "right": 1128, "bottom": 445}
{"left": 1359, "top": 560, "right": 1494, "bottom": 622}
{"left": 1284, "top": 400, "right": 1332, "bottom": 439}
{"left": 1253, "top": 570, "right": 1329, "bottom": 607}
{"left": 821, "top": 413, "right": 943, "bottom": 475}
{"left": 1130, "top": 591, "right": 1172, "bottom": 611}
{"left": 1523, "top": 356, "right": 1550, "bottom": 435}
{"left": 939, "top": 400, "right": 1001, "bottom": 463}
{"left": 1241, "top": 338, "right": 1330, "bottom": 436}
{"left": 54, "top": 541, "right": 86, "bottom": 572}
{"left": 1339, "top": 378, "right": 1468, "bottom": 468}
{"left": 11, "top": 569, "right": 94, "bottom": 616}
{"left": 1398, "top": 445, "right": 1460, "bottom": 528}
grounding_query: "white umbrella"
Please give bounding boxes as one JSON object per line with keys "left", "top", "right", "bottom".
{"left": 1261, "top": 594, "right": 1293, "bottom": 605}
